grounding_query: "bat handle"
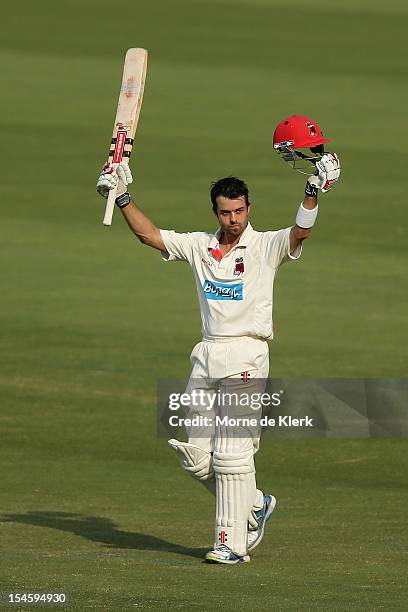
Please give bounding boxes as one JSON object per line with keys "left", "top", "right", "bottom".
{"left": 103, "top": 182, "right": 118, "bottom": 226}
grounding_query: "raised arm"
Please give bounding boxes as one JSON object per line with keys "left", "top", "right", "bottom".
{"left": 96, "top": 162, "right": 166, "bottom": 251}
{"left": 290, "top": 194, "right": 317, "bottom": 254}
{"left": 289, "top": 153, "right": 340, "bottom": 254}
{"left": 119, "top": 199, "right": 165, "bottom": 250}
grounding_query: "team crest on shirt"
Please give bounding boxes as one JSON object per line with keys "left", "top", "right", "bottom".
{"left": 234, "top": 257, "right": 244, "bottom": 276}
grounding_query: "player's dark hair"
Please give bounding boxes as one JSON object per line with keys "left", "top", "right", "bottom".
{"left": 210, "top": 176, "right": 250, "bottom": 212}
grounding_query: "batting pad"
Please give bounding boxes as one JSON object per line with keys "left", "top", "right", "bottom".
{"left": 168, "top": 439, "right": 215, "bottom": 495}
{"left": 213, "top": 449, "right": 256, "bottom": 556}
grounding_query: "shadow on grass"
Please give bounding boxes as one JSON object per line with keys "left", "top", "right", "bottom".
{"left": 0, "top": 511, "right": 206, "bottom": 559}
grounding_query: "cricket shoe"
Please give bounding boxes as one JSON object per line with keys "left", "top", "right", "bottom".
{"left": 205, "top": 544, "right": 250, "bottom": 565}
{"left": 247, "top": 494, "right": 277, "bottom": 553}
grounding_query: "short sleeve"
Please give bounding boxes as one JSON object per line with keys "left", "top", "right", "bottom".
{"left": 159, "top": 229, "right": 193, "bottom": 263}
{"left": 263, "top": 227, "right": 302, "bottom": 268}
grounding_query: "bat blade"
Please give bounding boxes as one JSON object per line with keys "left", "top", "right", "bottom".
{"left": 102, "top": 48, "right": 148, "bottom": 226}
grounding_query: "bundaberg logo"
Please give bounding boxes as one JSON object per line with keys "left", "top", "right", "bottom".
{"left": 202, "top": 279, "right": 243, "bottom": 301}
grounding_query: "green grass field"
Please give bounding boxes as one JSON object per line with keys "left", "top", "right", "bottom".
{"left": 1, "top": 0, "right": 407, "bottom": 610}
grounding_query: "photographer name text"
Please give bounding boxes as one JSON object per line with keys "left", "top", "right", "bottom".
{"left": 168, "top": 415, "right": 314, "bottom": 428}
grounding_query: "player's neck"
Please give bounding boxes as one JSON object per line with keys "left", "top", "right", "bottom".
{"left": 219, "top": 230, "right": 244, "bottom": 254}
{"left": 220, "top": 224, "right": 247, "bottom": 246}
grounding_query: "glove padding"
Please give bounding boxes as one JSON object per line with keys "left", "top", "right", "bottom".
{"left": 96, "top": 162, "right": 133, "bottom": 199}
{"left": 307, "top": 153, "right": 340, "bottom": 193}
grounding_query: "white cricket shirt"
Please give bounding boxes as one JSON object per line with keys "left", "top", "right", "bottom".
{"left": 160, "top": 222, "right": 301, "bottom": 340}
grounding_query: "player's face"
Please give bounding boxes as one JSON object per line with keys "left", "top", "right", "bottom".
{"left": 215, "top": 196, "right": 250, "bottom": 236}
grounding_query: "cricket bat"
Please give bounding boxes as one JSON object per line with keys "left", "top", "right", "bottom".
{"left": 102, "top": 48, "right": 148, "bottom": 226}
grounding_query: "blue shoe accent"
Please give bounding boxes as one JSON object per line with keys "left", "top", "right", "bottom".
{"left": 247, "top": 494, "right": 276, "bottom": 552}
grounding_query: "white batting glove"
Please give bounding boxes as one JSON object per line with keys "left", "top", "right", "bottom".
{"left": 307, "top": 153, "right": 340, "bottom": 194}
{"left": 96, "top": 162, "right": 133, "bottom": 199}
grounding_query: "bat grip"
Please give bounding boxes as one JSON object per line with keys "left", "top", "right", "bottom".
{"left": 103, "top": 181, "right": 118, "bottom": 226}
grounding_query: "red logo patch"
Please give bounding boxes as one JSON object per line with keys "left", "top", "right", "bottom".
{"left": 234, "top": 257, "right": 244, "bottom": 275}
{"left": 218, "top": 531, "right": 228, "bottom": 543}
{"left": 306, "top": 121, "right": 316, "bottom": 137}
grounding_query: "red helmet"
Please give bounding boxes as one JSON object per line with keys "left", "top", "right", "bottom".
{"left": 273, "top": 115, "right": 330, "bottom": 149}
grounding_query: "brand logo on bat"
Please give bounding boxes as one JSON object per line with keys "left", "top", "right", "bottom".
{"left": 120, "top": 84, "right": 144, "bottom": 96}
{"left": 202, "top": 279, "right": 243, "bottom": 300}
{"left": 113, "top": 130, "right": 127, "bottom": 163}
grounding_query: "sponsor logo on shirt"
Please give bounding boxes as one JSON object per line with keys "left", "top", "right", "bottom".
{"left": 202, "top": 279, "right": 243, "bottom": 301}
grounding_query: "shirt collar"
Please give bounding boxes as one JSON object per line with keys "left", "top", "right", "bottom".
{"left": 208, "top": 222, "right": 255, "bottom": 250}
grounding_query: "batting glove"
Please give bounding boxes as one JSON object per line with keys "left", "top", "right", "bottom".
{"left": 96, "top": 162, "right": 133, "bottom": 199}
{"left": 306, "top": 153, "right": 340, "bottom": 195}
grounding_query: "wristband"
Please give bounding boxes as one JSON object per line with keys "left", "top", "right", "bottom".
{"left": 305, "top": 180, "right": 318, "bottom": 197}
{"left": 295, "top": 202, "right": 318, "bottom": 229}
{"left": 115, "top": 191, "right": 131, "bottom": 208}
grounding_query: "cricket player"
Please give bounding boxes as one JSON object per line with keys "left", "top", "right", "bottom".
{"left": 96, "top": 116, "right": 340, "bottom": 564}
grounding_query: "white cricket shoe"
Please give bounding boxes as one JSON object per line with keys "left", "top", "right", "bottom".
{"left": 247, "top": 494, "right": 277, "bottom": 552}
{"left": 205, "top": 544, "right": 250, "bottom": 565}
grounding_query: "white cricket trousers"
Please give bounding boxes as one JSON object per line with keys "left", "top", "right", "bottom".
{"left": 185, "top": 336, "right": 269, "bottom": 556}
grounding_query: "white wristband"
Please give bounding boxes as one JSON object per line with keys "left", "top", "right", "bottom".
{"left": 295, "top": 202, "right": 318, "bottom": 229}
